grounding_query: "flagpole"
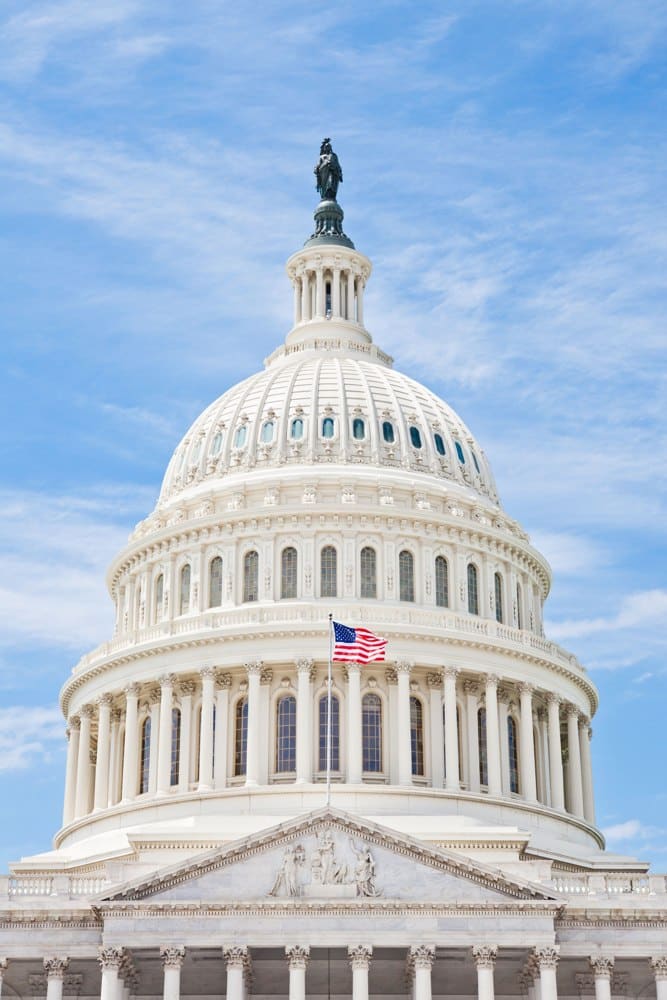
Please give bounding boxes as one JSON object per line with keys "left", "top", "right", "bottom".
{"left": 326, "top": 613, "right": 333, "bottom": 808}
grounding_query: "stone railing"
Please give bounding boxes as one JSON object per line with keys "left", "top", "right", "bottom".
{"left": 1, "top": 873, "right": 111, "bottom": 899}
{"left": 549, "top": 873, "right": 665, "bottom": 896}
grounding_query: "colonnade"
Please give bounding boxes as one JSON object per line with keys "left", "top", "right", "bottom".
{"left": 62, "top": 664, "right": 595, "bottom": 829}
{"left": 291, "top": 263, "right": 365, "bottom": 326}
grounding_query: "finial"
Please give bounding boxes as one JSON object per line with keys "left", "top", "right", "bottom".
{"left": 305, "top": 138, "right": 354, "bottom": 249}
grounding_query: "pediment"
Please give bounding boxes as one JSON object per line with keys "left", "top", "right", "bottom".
{"left": 100, "top": 807, "right": 556, "bottom": 906}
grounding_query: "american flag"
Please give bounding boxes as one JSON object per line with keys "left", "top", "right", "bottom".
{"left": 332, "top": 621, "right": 387, "bottom": 663}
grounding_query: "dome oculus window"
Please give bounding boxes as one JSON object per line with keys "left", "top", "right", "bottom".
{"left": 455, "top": 441, "right": 465, "bottom": 464}
{"left": 291, "top": 418, "right": 304, "bottom": 440}
{"left": 409, "top": 426, "right": 422, "bottom": 449}
{"left": 260, "top": 420, "right": 274, "bottom": 443}
{"left": 434, "top": 433, "right": 446, "bottom": 456}
{"left": 234, "top": 426, "right": 247, "bottom": 448}
{"left": 352, "top": 417, "right": 365, "bottom": 440}
{"left": 382, "top": 421, "right": 395, "bottom": 443}
{"left": 322, "top": 417, "right": 335, "bottom": 439}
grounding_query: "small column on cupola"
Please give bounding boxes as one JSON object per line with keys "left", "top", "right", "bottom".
{"left": 285, "top": 139, "right": 372, "bottom": 347}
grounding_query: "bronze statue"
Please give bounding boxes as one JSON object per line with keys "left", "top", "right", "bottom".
{"left": 314, "top": 138, "right": 343, "bottom": 201}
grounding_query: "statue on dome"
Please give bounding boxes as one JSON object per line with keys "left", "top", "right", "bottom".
{"left": 314, "top": 138, "right": 343, "bottom": 201}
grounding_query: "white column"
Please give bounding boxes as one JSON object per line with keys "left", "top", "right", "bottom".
{"left": 428, "top": 673, "right": 444, "bottom": 789}
{"left": 497, "top": 690, "right": 510, "bottom": 794}
{"left": 315, "top": 268, "right": 324, "bottom": 318}
{"left": 214, "top": 674, "right": 231, "bottom": 789}
{"left": 160, "top": 946, "right": 185, "bottom": 1000}
{"left": 44, "top": 958, "right": 69, "bottom": 1000}
{"left": 397, "top": 661, "right": 413, "bottom": 786}
{"left": 464, "top": 680, "right": 480, "bottom": 793}
{"left": 94, "top": 695, "right": 113, "bottom": 811}
{"left": 223, "top": 947, "right": 247, "bottom": 1000}
{"left": 99, "top": 948, "right": 124, "bottom": 1000}
{"left": 300, "top": 271, "right": 310, "bottom": 322}
{"left": 332, "top": 267, "right": 341, "bottom": 318}
{"left": 245, "top": 662, "right": 262, "bottom": 787}
{"left": 108, "top": 709, "right": 121, "bottom": 806}
{"left": 346, "top": 270, "right": 355, "bottom": 320}
{"left": 285, "top": 946, "right": 309, "bottom": 1000}
{"left": 348, "top": 946, "right": 372, "bottom": 1000}
{"left": 472, "top": 945, "right": 497, "bottom": 1000}
{"left": 484, "top": 675, "right": 502, "bottom": 796}
{"left": 296, "top": 659, "right": 313, "bottom": 783}
{"left": 347, "top": 664, "right": 362, "bottom": 783}
{"left": 0, "top": 959, "right": 7, "bottom": 999}
{"left": 566, "top": 706, "right": 585, "bottom": 817}
{"left": 198, "top": 667, "right": 215, "bottom": 790}
{"left": 293, "top": 276, "right": 302, "bottom": 324}
{"left": 650, "top": 958, "right": 667, "bottom": 1000}
{"left": 546, "top": 694, "right": 564, "bottom": 810}
{"left": 518, "top": 683, "right": 537, "bottom": 802}
{"left": 157, "top": 674, "right": 176, "bottom": 794}
{"left": 75, "top": 705, "right": 94, "bottom": 818}
{"left": 178, "top": 681, "right": 195, "bottom": 791}
{"left": 410, "top": 946, "right": 435, "bottom": 1000}
{"left": 356, "top": 278, "right": 364, "bottom": 325}
{"left": 589, "top": 957, "right": 613, "bottom": 1000}
{"left": 534, "top": 947, "right": 559, "bottom": 1000}
{"left": 444, "top": 666, "right": 460, "bottom": 791}
{"left": 579, "top": 717, "right": 596, "bottom": 824}
{"left": 121, "top": 683, "right": 141, "bottom": 802}
{"left": 148, "top": 691, "right": 160, "bottom": 795}
{"left": 62, "top": 718, "right": 80, "bottom": 825}
{"left": 537, "top": 707, "right": 551, "bottom": 805}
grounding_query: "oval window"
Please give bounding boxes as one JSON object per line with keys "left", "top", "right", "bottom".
{"left": 410, "top": 426, "right": 422, "bottom": 449}
{"left": 382, "top": 421, "right": 395, "bottom": 443}
{"left": 291, "top": 418, "right": 304, "bottom": 440}
{"left": 322, "top": 417, "right": 335, "bottom": 439}
{"left": 260, "top": 420, "right": 274, "bottom": 443}
{"left": 352, "top": 417, "right": 365, "bottom": 440}
{"left": 455, "top": 441, "right": 465, "bottom": 464}
{"left": 211, "top": 432, "right": 223, "bottom": 455}
{"left": 471, "top": 449, "right": 480, "bottom": 473}
{"left": 434, "top": 433, "right": 446, "bottom": 456}
{"left": 234, "top": 426, "right": 247, "bottom": 448}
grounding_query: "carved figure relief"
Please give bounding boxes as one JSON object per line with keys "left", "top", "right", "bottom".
{"left": 268, "top": 829, "right": 381, "bottom": 898}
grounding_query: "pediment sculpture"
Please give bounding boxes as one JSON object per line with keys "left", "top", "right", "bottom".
{"left": 269, "top": 828, "right": 380, "bottom": 899}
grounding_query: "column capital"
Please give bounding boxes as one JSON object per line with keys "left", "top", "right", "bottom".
{"left": 426, "top": 671, "right": 443, "bottom": 687}
{"left": 148, "top": 687, "right": 161, "bottom": 705}
{"left": 296, "top": 658, "right": 315, "bottom": 674}
{"left": 348, "top": 945, "right": 373, "bottom": 970}
{"left": 98, "top": 947, "right": 125, "bottom": 971}
{"left": 518, "top": 682, "right": 535, "bottom": 697}
{"left": 534, "top": 946, "right": 559, "bottom": 969}
{"left": 410, "top": 945, "right": 435, "bottom": 970}
{"left": 216, "top": 672, "right": 233, "bottom": 689}
{"left": 179, "top": 680, "right": 197, "bottom": 697}
{"left": 285, "top": 945, "right": 310, "bottom": 969}
{"left": 68, "top": 715, "right": 81, "bottom": 731}
{"left": 200, "top": 665, "right": 216, "bottom": 680}
{"left": 124, "top": 682, "right": 141, "bottom": 698}
{"left": 384, "top": 668, "right": 397, "bottom": 683}
{"left": 546, "top": 692, "right": 562, "bottom": 707}
{"left": 443, "top": 666, "right": 460, "bottom": 682}
{"left": 395, "top": 660, "right": 413, "bottom": 675}
{"left": 483, "top": 673, "right": 500, "bottom": 690}
{"left": 222, "top": 945, "right": 248, "bottom": 970}
{"left": 650, "top": 958, "right": 667, "bottom": 981}
{"left": 463, "top": 679, "right": 479, "bottom": 696}
{"left": 472, "top": 945, "right": 497, "bottom": 969}
{"left": 160, "top": 946, "right": 185, "bottom": 969}
{"left": 589, "top": 957, "right": 614, "bottom": 979}
{"left": 158, "top": 673, "right": 177, "bottom": 689}
{"left": 111, "top": 708, "right": 122, "bottom": 724}
{"left": 579, "top": 713, "right": 591, "bottom": 729}
{"left": 97, "top": 693, "right": 114, "bottom": 709}
{"left": 244, "top": 660, "right": 263, "bottom": 677}
{"left": 565, "top": 702, "right": 580, "bottom": 719}
{"left": 80, "top": 704, "right": 95, "bottom": 720}
{"left": 43, "top": 958, "right": 69, "bottom": 980}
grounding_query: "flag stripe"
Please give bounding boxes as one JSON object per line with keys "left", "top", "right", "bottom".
{"left": 332, "top": 621, "right": 387, "bottom": 663}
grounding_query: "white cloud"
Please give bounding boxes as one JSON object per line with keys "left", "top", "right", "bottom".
{"left": 0, "top": 705, "right": 63, "bottom": 771}
{"left": 549, "top": 590, "right": 667, "bottom": 641}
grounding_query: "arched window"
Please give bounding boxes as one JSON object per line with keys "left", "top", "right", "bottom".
{"left": 362, "top": 693, "right": 382, "bottom": 772}
{"left": 467, "top": 563, "right": 479, "bottom": 615}
{"left": 209, "top": 556, "right": 223, "bottom": 608}
{"left": 139, "top": 716, "right": 151, "bottom": 794}
{"left": 508, "top": 716, "right": 519, "bottom": 793}
{"left": 455, "top": 441, "right": 466, "bottom": 464}
{"left": 322, "top": 417, "right": 335, "bottom": 439}
{"left": 360, "top": 546, "right": 377, "bottom": 599}
{"left": 243, "top": 550, "right": 259, "bottom": 603}
{"left": 435, "top": 556, "right": 448, "bottom": 608}
{"left": 410, "top": 696, "right": 424, "bottom": 776}
{"left": 275, "top": 695, "right": 297, "bottom": 773}
{"left": 399, "top": 550, "right": 415, "bottom": 602}
{"left": 516, "top": 582, "right": 523, "bottom": 630}
{"left": 179, "top": 564, "right": 191, "bottom": 615}
{"left": 494, "top": 572, "right": 503, "bottom": 624}
{"left": 382, "top": 421, "right": 395, "bottom": 443}
{"left": 154, "top": 573, "right": 164, "bottom": 622}
{"left": 434, "top": 433, "right": 446, "bottom": 456}
{"left": 170, "top": 708, "right": 181, "bottom": 786}
{"left": 281, "top": 546, "right": 298, "bottom": 599}
{"left": 321, "top": 545, "right": 337, "bottom": 598}
{"left": 318, "top": 694, "right": 340, "bottom": 772}
{"left": 234, "top": 699, "right": 248, "bottom": 777}
{"left": 211, "top": 431, "right": 223, "bottom": 455}
{"left": 409, "top": 426, "right": 422, "bottom": 449}
{"left": 478, "top": 707, "right": 488, "bottom": 786}
{"left": 291, "top": 418, "right": 304, "bottom": 440}
{"left": 352, "top": 417, "right": 365, "bottom": 440}
{"left": 260, "top": 420, "right": 274, "bottom": 443}
{"left": 234, "top": 425, "right": 247, "bottom": 448}
{"left": 471, "top": 449, "right": 481, "bottom": 473}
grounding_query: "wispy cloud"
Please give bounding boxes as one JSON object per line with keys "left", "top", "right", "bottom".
{"left": 0, "top": 705, "right": 63, "bottom": 771}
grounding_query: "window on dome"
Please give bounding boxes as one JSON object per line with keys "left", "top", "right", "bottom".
{"left": 234, "top": 426, "right": 247, "bottom": 448}
{"left": 399, "top": 549, "right": 415, "bottom": 602}
{"left": 471, "top": 449, "right": 481, "bottom": 473}
{"left": 281, "top": 546, "right": 298, "bottom": 599}
{"left": 494, "top": 572, "right": 503, "bottom": 624}
{"left": 478, "top": 707, "right": 488, "bottom": 786}
{"left": 170, "top": 708, "right": 181, "bottom": 787}
{"left": 139, "top": 717, "right": 151, "bottom": 794}
{"left": 179, "top": 564, "right": 191, "bottom": 615}
{"left": 154, "top": 573, "right": 164, "bottom": 623}
{"left": 434, "top": 433, "right": 446, "bottom": 456}
{"left": 321, "top": 545, "right": 337, "bottom": 598}
{"left": 209, "top": 556, "right": 223, "bottom": 608}
{"left": 276, "top": 695, "right": 297, "bottom": 772}
{"left": 362, "top": 693, "right": 382, "bottom": 772}
{"left": 319, "top": 694, "right": 340, "bottom": 771}
{"left": 325, "top": 280, "right": 332, "bottom": 317}
{"left": 260, "top": 420, "right": 274, "bottom": 443}
{"left": 467, "top": 564, "right": 479, "bottom": 615}
{"left": 291, "top": 418, "right": 304, "bottom": 440}
{"left": 410, "top": 696, "right": 424, "bottom": 777}
{"left": 516, "top": 582, "right": 523, "bottom": 630}
{"left": 455, "top": 441, "right": 465, "bottom": 464}
{"left": 234, "top": 699, "right": 248, "bottom": 777}
{"left": 435, "top": 556, "right": 449, "bottom": 608}
{"left": 322, "top": 417, "right": 335, "bottom": 438}
{"left": 382, "top": 421, "right": 395, "bottom": 443}
{"left": 360, "top": 546, "right": 377, "bottom": 599}
{"left": 352, "top": 417, "right": 365, "bottom": 440}
{"left": 243, "top": 550, "right": 259, "bottom": 603}
{"left": 508, "top": 716, "right": 519, "bottom": 793}
{"left": 211, "top": 431, "right": 223, "bottom": 455}
{"left": 409, "top": 426, "right": 422, "bottom": 449}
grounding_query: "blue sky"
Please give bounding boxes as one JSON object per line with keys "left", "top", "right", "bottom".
{"left": 1, "top": 0, "right": 666, "bottom": 871}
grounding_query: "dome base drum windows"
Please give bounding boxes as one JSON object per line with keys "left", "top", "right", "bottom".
{"left": 467, "top": 563, "right": 479, "bottom": 615}
{"left": 209, "top": 556, "right": 223, "bottom": 608}
{"left": 276, "top": 695, "right": 297, "bottom": 773}
{"left": 399, "top": 550, "right": 415, "bottom": 602}
{"left": 410, "top": 696, "right": 424, "bottom": 776}
{"left": 319, "top": 694, "right": 340, "bottom": 772}
{"left": 234, "top": 699, "right": 248, "bottom": 777}
{"left": 360, "top": 546, "right": 377, "bottom": 599}
{"left": 179, "top": 564, "right": 191, "bottom": 615}
{"left": 321, "top": 545, "right": 338, "bottom": 598}
{"left": 243, "top": 550, "right": 259, "bottom": 603}
{"left": 281, "top": 547, "right": 298, "bottom": 599}
{"left": 435, "top": 556, "right": 448, "bottom": 608}
{"left": 362, "top": 693, "right": 382, "bottom": 773}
